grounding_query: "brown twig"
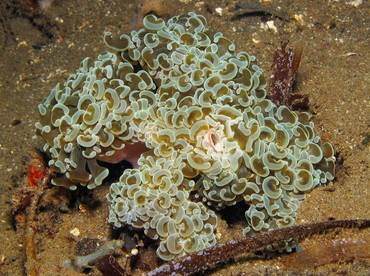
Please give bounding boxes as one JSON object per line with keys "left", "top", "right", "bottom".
{"left": 147, "top": 219, "right": 370, "bottom": 276}
{"left": 21, "top": 153, "right": 52, "bottom": 276}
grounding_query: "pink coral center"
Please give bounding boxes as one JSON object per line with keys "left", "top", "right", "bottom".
{"left": 204, "top": 130, "right": 223, "bottom": 152}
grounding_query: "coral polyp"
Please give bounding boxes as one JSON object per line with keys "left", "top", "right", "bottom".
{"left": 36, "top": 12, "right": 336, "bottom": 260}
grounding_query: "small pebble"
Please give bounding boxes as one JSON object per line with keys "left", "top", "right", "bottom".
{"left": 69, "top": 227, "right": 80, "bottom": 237}
{"left": 131, "top": 248, "right": 139, "bottom": 256}
{"left": 215, "top": 7, "right": 223, "bottom": 16}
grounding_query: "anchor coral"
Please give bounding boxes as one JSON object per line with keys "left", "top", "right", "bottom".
{"left": 35, "top": 12, "right": 335, "bottom": 260}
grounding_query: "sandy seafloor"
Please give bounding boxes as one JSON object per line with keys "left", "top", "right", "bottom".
{"left": 0, "top": 0, "right": 369, "bottom": 275}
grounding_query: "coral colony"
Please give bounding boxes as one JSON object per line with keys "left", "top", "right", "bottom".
{"left": 36, "top": 13, "right": 335, "bottom": 260}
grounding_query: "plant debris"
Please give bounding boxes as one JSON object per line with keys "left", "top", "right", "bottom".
{"left": 268, "top": 41, "right": 308, "bottom": 110}
{"left": 278, "top": 235, "right": 370, "bottom": 269}
{"left": 147, "top": 219, "right": 370, "bottom": 276}
{"left": 95, "top": 254, "right": 131, "bottom": 276}
{"left": 11, "top": 151, "right": 53, "bottom": 276}
{"left": 65, "top": 240, "right": 124, "bottom": 272}
{"left": 133, "top": 245, "right": 159, "bottom": 271}
{"left": 229, "top": 2, "right": 290, "bottom": 21}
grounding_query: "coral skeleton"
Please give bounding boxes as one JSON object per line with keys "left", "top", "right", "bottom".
{"left": 36, "top": 13, "right": 336, "bottom": 260}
